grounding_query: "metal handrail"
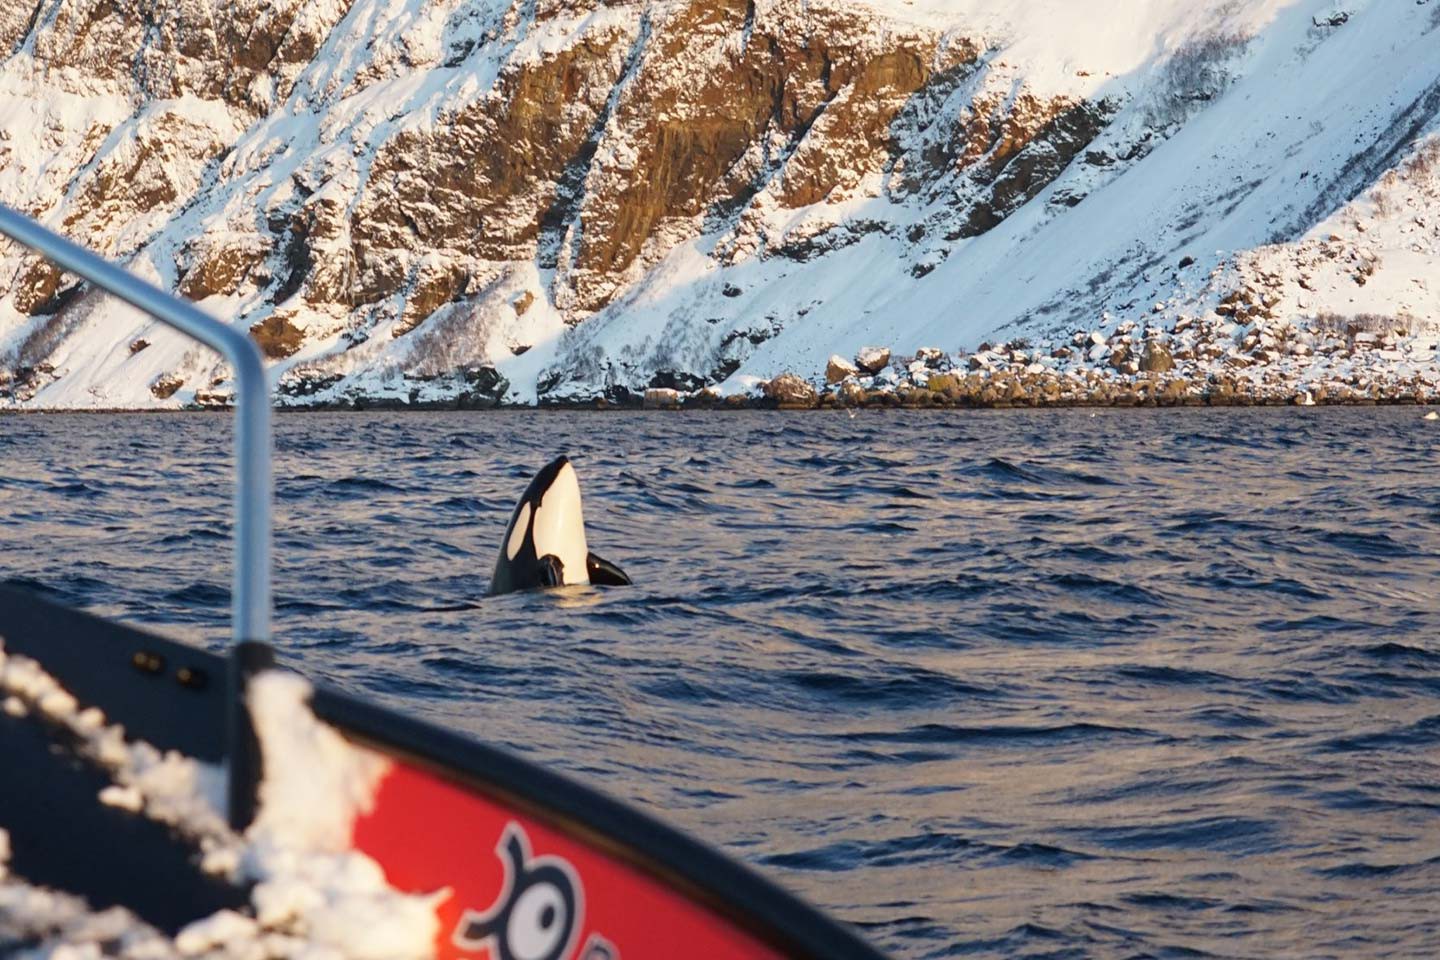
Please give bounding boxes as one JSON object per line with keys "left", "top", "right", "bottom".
{"left": 0, "top": 206, "right": 272, "bottom": 645}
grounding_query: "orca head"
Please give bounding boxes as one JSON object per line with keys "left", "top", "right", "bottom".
{"left": 489, "top": 456, "right": 633, "bottom": 596}
{"left": 490, "top": 456, "right": 592, "bottom": 596}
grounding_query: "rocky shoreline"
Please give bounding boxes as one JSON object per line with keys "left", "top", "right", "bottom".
{"left": 639, "top": 309, "right": 1440, "bottom": 411}
{"left": 7, "top": 386, "right": 1439, "bottom": 413}
{"left": 272, "top": 311, "right": 1440, "bottom": 411}
{"left": 8, "top": 315, "right": 1439, "bottom": 414}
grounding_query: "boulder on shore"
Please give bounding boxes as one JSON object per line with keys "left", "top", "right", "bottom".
{"left": 826, "top": 355, "right": 859, "bottom": 383}
{"left": 1140, "top": 341, "right": 1175, "bottom": 373}
{"left": 150, "top": 373, "right": 183, "bottom": 400}
{"left": 927, "top": 372, "right": 961, "bottom": 397}
{"left": 763, "top": 372, "right": 818, "bottom": 407}
{"left": 855, "top": 346, "right": 891, "bottom": 374}
{"left": 643, "top": 387, "right": 680, "bottom": 409}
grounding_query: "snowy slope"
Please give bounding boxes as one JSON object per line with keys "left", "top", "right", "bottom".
{"left": 0, "top": 0, "right": 1436, "bottom": 408}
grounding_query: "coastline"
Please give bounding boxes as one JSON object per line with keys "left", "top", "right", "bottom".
{"left": 3, "top": 391, "right": 1438, "bottom": 414}
{"left": 6, "top": 312, "right": 1440, "bottom": 414}
{"left": 6, "top": 319, "right": 1439, "bottom": 413}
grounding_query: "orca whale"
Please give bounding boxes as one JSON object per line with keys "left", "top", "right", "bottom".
{"left": 489, "top": 456, "right": 632, "bottom": 595}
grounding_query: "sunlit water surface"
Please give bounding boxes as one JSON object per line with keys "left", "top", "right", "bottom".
{"left": 2, "top": 408, "right": 1439, "bottom": 959}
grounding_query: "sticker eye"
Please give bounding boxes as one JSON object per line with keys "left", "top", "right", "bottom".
{"left": 507, "top": 882, "right": 569, "bottom": 960}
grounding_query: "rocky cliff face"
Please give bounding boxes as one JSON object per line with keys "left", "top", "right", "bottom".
{"left": 0, "top": 0, "right": 1436, "bottom": 408}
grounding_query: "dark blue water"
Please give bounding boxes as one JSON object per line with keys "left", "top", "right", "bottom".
{"left": 3, "top": 408, "right": 1439, "bottom": 959}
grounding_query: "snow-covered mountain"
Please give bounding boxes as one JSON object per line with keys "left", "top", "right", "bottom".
{"left": 0, "top": 0, "right": 1436, "bottom": 408}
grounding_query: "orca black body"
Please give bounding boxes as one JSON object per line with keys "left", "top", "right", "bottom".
{"left": 489, "top": 456, "right": 631, "bottom": 595}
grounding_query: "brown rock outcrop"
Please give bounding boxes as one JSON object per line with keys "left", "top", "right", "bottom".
{"left": 150, "top": 373, "right": 183, "bottom": 400}
{"left": 856, "top": 346, "right": 892, "bottom": 374}
{"left": 249, "top": 315, "right": 305, "bottom": 360}
{"left": 564, "top": 2, "right": 976, "bottom": 311}
{"left": 354, "top": 21, "right": 636, "bottom": 295}
{"left": 826, "top": 355, "right": 859, "bottom": 383}
{"left": 762, "top": 372, "right": 818, "bottom": 406}
{"left": 32, "top": 0, "right": 356, "bottom": 111}
{"left": 179, "top": 235, "right": 273, "bottom": 301}
{"left": 12, "top": 260, "right": 70, "bottom": 316}
{"left": 1140, "top": 341, "right": 1176, "bottom": 373}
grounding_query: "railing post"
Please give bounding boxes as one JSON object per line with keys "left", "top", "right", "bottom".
{"left": 0, "top": 206, "right": 272, "bottom": 646}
